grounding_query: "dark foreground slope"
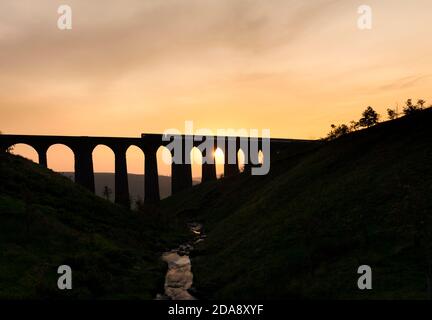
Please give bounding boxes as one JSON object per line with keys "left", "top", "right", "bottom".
{"left": 0, "top": 153, "right": 181, "bottom": 299}
{"left": 160, "top": 109, "right": 432, "bottom": 299}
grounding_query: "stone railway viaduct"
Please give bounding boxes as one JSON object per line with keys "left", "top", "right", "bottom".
{"left": 0, "top": 133, "right": 314, "bottom": 207}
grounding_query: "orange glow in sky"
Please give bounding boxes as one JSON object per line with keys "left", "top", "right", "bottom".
{"left": 2, "top": 0, "right": 432, "bottom": 175}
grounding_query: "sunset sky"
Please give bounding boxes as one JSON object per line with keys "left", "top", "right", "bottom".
{"left": 1, "top": 0, "right": 432, "bottom": 176}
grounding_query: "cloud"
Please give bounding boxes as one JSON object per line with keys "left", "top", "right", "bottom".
{"left": 379, "top": 75, "right": 431, "bottom": 91}
{"left": 0, "top": 0, "right": 340, "bottom": 84}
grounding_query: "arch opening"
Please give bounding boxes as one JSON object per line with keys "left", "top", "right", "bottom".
{"left": 237, "top": 149, "right": 246, "bottom": 172}
{"left": 10, "top": 144, "right": 39, "bottom": 163}
{"left": 191, "top": 147, "right": 202, "bottom": 184}
{"left": 258, "top": 150, "right": 264, "bottom": 165}
{"left": 156, "top": 146, "right": 172, "bottom": 198}
{"left": 92, "top": 145, "right": 115, "bottom": 202}
{"left": 126, "top": 145, "right": 145, "bottom": 208}
{"left": 214, "top": 147, "right": 224, "bottom": 179}
{"left": 46, "top": 144, "right": 74, "bottom": 181}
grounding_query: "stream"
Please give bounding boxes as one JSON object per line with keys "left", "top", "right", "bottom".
{"left": 156, "top": 222, "right": 206, "bottom": 300}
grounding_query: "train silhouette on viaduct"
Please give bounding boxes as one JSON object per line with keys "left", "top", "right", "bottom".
{"left": 0, "top": 133, "right": 315, "bottom": 207}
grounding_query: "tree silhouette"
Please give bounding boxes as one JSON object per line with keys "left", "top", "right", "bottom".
{"left": 349, "top": 120, "right": 360, "bottom": 131}
{"left": 102, "top": 186, "right": 112, "bottom": 201}
{"left": 327, "top": 123, "right": 351, "bottom": 140}
{"left": 418, "top": 99, "right": 426, "bottom": 109}
{"left": 358, "top": 106, "right": 379, "bottom": 128}
{"left": 387, "top": 108, "right": 398, "bottom": 120}
{"left": 135, "top": 197, "right": 145, "bottom": 211}
{"left": 324, "top": 99, "right": 430, "bottom": 140}
{"left": 403, "top": 98, "right": 424, "bottom": 115}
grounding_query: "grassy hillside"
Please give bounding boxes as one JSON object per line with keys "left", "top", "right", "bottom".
{"left": 159, "top": 109, "right": 432, "bottom": 299}
{"left": 0, "top": 153, "right": 186, "bottom": 299}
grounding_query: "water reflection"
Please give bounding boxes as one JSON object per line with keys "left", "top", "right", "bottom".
{"left": 156, "top": 223, "right": 205, "bottom": 300}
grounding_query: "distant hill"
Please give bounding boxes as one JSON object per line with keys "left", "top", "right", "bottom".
{"left": 159, "top": 109, "right": 432, "bottom": 299}
{"left": 0, "top": 153, "right": 186, "bottom": 299}
{"left": 61, "top": 172, "right": 173, "bottom": 203}
{"left": 61, "top": 173, "right": 200, "bottom": 204}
